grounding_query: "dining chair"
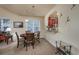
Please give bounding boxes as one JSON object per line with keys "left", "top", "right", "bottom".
{"left": 34, "top": 31, "right": 40, "bottom": 43}
{"left": 15, "top": 32, "right": 24, "bottom": 48}
{"left": 24, "top": 33, "right": 35, "bottom": 51}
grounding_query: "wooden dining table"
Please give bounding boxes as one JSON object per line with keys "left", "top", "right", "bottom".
{"left": 20, "top": 32, "right": 40, "bottom": 43}
{"left": 20, "top": 33, "right": 27, "bottom": 37}
{"left": 20, "top": 33, "right": 27, "bottom": 40}
{"left": 20, "top": 32, "right": 34, "bottom": 39}
{"left": 6, "top": 35, "right": 13, "bottom": 44}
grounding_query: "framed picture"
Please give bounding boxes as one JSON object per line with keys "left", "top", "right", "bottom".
{"left": 13, "top": 21, "right": 23, "bottom": 28}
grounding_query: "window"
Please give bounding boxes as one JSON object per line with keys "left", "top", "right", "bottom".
{"left": 25, "top": 20, "right": 40, "bottom": 33}
{"left": 0, "top": 17, "right": 11, "bottom": 32}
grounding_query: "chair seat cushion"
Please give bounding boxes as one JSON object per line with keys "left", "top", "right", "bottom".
{"left": 0, "top": 36, "right": 6, "bottom": 40}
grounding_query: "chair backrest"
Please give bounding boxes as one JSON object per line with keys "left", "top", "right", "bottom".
{"left": 15, "top": 32, "right": 19, "bottom": 42}
{"left": 26, "top": 33, "right": 34, "bottom": 41}
{"left": 34, "top": 31, "right": 40, "bottom": 39}
{"left": 37, "top": 31, "right": 40, "bottom": 38}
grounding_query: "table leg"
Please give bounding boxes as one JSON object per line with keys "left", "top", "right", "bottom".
{"left": 6, "top": 39, "right": 8, "bottom": 45}
{"left": 11, "top": 36, "right": 13, "bottom": 42}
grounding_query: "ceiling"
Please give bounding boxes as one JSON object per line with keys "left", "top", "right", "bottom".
{"left": 0, "top": 4, "right": 55, "bottom": 16}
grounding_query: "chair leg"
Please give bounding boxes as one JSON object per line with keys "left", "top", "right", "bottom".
{"left": 32, "top": 45, "right": 34, "bottom": 49}
{"left": 36, "top": 38, "right": 40, "bottom": 43}
{"left": 25, "top": 43, "right": 28, "bottom": 51}
{"left": 24, "top": 41, "right": 25, "bottom": 47}
{"left": 6, "top": 39, "right": 8, "bottom": 45}
{"left": 31, "top": 43, "right": 34, "bottom": 49}
{"left": 38, "top": 38, "right": 40, "bottom": 42}
{"left": 17, "top": 42, "right": 19, "bottom": 48}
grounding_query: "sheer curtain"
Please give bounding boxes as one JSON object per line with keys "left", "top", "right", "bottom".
{"left": 0, "top": 18, "right": 11, "bottom": 32}
{"left": 25, "top": 20, "right": 40, "bottom": 33}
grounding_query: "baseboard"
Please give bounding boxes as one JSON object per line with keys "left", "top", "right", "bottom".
{"left": 42, "top": 38, "right": 56, "bottom": 48}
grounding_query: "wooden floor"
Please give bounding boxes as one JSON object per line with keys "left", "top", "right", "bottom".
{"left": 0, "top": 38, "right": 56, "bottom": 55}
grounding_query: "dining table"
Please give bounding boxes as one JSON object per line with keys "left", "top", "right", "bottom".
{"left": 20, "top": 32, "right": 34, "bottom": 39}
{"left": 6, "top": 35, "right": 13, "bottom": 44}
{"left": 20, "top": 33, "right": 27, "bottom": 40}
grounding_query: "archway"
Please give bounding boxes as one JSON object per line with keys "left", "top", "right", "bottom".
{"left": 46, "top": 11, "right": 58, "bottom": 33}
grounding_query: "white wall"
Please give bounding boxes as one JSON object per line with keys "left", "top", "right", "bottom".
{"left": 45, "top": 4, "right": 79, "bottom": 54}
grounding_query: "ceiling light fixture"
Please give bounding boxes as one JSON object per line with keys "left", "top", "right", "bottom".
{"left": 25, "top": 19, "right": 29, "bottom": 22}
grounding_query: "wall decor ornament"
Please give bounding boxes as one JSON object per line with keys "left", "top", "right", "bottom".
{"left": 67, "top": 16, "right": 71, "bottom": 22}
